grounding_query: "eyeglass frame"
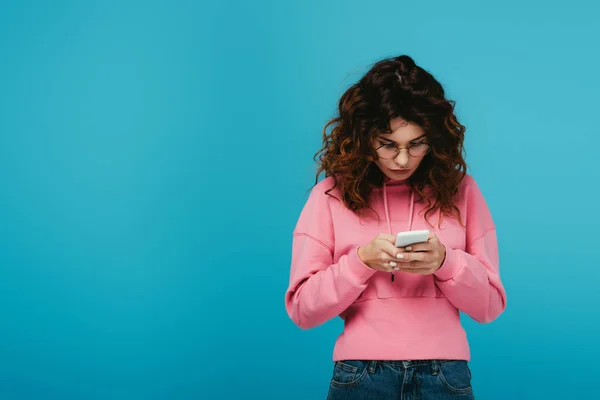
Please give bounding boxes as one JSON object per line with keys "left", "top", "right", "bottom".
{"left": 373, "top": 136, "right": 432, "bottom": 159}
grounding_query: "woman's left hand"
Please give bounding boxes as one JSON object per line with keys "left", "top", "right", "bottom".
{"left": 395, "top": 231, "right": 447, "bottom": 275}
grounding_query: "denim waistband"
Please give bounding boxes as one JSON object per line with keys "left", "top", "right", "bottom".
{"left": 369, "top": 359, "right": 465, "bottom": 369}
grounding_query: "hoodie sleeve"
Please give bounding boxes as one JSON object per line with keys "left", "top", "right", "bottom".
{"left": 284, "top": 181, "right": 377, "bottom": 329}
{"left": 433, "top": 176, "right": 507, "bottom": 323}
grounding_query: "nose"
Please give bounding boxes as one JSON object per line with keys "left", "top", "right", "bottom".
{"left": 394, "top": 148, "right": 409, "bottom": 166}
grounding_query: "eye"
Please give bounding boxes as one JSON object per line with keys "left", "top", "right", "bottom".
{"left": 410, "top": 141, "right": 427, "bottom": 147}
{"left": 379, "top": 141, "right": 396, "bottom": 148}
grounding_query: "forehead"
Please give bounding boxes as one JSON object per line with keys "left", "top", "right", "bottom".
{"left": 381, "top": 118, "right": 425, "bottom": 143}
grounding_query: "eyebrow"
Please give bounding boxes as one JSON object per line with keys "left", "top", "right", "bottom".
{"left": 378, "top": 134, "right": 427, "bottom": 144}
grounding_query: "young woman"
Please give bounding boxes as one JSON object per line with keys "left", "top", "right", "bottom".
{"left": 284, "top": 55, "right": 507, "bottom": 399}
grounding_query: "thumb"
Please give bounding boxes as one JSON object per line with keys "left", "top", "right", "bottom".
{"left": 377, "top": 233, "right": 397, "bottom": 243}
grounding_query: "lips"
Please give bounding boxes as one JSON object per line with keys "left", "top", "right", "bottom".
{"left": 392, "top": 169, "right": 411, "bottom": 174}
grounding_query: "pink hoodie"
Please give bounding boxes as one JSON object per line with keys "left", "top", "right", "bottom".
{"left": 285, "top": 174, "right": 506, "bottom": 361}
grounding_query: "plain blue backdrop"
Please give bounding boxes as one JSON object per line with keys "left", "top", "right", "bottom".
{"left": 1, "top": 0, "right": 599, "bottom": 399}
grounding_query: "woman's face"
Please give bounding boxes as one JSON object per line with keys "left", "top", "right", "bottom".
{"left": 371, "top": 117, "right": 430, "bottom": 181}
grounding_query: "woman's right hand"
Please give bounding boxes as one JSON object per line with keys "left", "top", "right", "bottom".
{"left": 357, "top": 233, "right": 406, "bottom": 272}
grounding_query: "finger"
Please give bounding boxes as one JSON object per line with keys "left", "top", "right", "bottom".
{"left": 397, "top": 251, "right": 427, "bottom": 263}
{"left": 428, "top": 233, "right": 443, "bottom": 247}
{"left": 377, "top": 261, "right": 398, "bottom": 272}
{"left": 395, "top": 246, "right": 413, "bottom": 254}
{"left": 376, "top": 250, "right": 403, "bottom": 266}
{"left": 377, "top": 233, "right": 398, "bottom": 244}
{"left": 405, "top": 241, "right": 433, "bottom": 252}
{"left": 386, "top": 261, "right": 401, "bottom": 272}
{"left": 381, "top": 242, "right": 409, "bottom": 260}
{"left": 398, "top": 261, "right": 428, "bottom": 270}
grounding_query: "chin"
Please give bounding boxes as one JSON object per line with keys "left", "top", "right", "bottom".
{"left": 391, "top": 169, "right": 413, "bottom": 176}
{"left": 385, "top": 172, "right": 413, "bottom": 182}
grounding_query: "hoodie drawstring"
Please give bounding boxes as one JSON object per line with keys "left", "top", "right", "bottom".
{"left": 383, "top": 182, "right": 415, "bottom": 282}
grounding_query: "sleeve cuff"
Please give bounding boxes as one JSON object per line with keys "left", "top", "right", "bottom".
{"left": 433, "top": 247, "right": 463, "bottom": 282}
{"left": 346, "top": 247, "right": 378, "bottom": 282}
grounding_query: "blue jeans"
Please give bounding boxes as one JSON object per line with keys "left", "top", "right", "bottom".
{"left": 326, "top": 359, "right": 475, "bottom": 400}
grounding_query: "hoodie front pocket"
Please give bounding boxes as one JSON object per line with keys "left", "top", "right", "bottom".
{"left": 373, "top": 271, "right": 440, "bottom": 299}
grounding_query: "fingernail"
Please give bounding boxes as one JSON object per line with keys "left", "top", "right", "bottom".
{"left": 405, "top": 246, "right": 412, "bottom": 251}
{"left": 390, "top": 261, "right": 397, "bottom": 267}
{"left": 397, "top": 254, "right": 404, "bottom": 259}
{"left": 394, "top": 267, "right": 400, "bottom": 271}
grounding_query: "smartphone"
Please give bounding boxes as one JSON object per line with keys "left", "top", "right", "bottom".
{"left": 394, "top": 230, "right": 430, "bottom": 248}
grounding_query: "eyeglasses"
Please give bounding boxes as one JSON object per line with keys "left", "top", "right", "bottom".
{"left": 374, "top": 140, "right": 431, "bottom": 159}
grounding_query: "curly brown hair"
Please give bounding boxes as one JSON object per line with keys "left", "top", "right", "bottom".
{"left": 313, "top": 54, "right": 467, "bottom": 225}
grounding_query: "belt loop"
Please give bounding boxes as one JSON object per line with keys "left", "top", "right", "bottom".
{"left": 431, "top": 360, "right": 439, "bottom": 376}
{"left": 368, "top": 360, "right": 377, "bottom": 374}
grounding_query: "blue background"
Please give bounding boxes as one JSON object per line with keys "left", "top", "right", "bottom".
{"left": 1, "top": 0, "right": 598, "bottom": 399}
